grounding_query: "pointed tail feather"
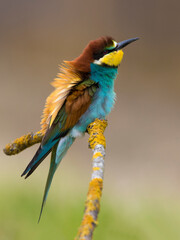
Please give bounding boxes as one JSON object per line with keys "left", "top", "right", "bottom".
{"left": 38, "top": 144, "right": 58, "bottom": 222}
{"left": 21, "top": 139, "right": 59, "bottom": 178}
{"left": 24, "top": 149, "right": 51, "bottom": 179}
{"left": 38, "top": 134, "right": 75, "bottom": 222}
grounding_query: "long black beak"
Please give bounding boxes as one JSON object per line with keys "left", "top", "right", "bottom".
{"left": 116, "top": 37, "right": 139, "bottom": 50}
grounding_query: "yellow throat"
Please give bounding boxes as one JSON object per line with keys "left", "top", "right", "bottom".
{"left": 100, "top": 50, "right": 124, "bottom": 67}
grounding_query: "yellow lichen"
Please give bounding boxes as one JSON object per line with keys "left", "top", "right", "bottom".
{"left": 93, "top": 152, "right": 103, "bottom": 159}
{"left": 76, "top": 214, "right": 98, "bottom": 239}
{"left": 87, "top": 178, "right": 103, "bottom": 201}
{"left": 3, "top": 131, "right": 43, "bottom": 155}
{"left": 76, "top": 178, "right": 103, "bottom": 239}
{"left": 87, "top": 119, "right": 107, "bottom": 149}
{"left": 75, "top": 120, "right": 107, "bottom": 240}
{"left": 92, "top": 167, "right": 100, "bottom": 171}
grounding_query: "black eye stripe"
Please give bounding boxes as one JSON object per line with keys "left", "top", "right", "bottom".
{"left": 93, "top": 48, "right": 114, "bottom": 60}
{"left": 103, "top": 50, "right": 109, "bottom": 54}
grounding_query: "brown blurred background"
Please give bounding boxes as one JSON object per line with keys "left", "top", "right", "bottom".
{"left": 1, "top": 0, "right": 180, "bottom": 201}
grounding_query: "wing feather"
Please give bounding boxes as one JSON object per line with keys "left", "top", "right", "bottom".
{"left": 40, "top": 62, "right": 83, "bottom": 134}
{"left": 22, "top": 79, "right": 98, "bottom": 178}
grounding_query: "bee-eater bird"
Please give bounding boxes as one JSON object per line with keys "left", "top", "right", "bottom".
{"left": 21, "top": 36, "right": 138, "bottom": 220}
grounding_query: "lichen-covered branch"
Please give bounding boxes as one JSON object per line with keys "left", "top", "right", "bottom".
{"left": 75, "top": 119, "right": 107, "bottom": 240}
{"left": 3, "top": 131, "right": 43, "bottom": 155}
{"left": 3, "top": 119, "right": 108, "bottom": 240}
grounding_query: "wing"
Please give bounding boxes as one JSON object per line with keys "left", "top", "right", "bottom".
{"left": 21, "top": 79, "right": 98, "bottom": 178}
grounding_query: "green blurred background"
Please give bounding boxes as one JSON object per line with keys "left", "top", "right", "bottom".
{"left": 1, "top": 0, "right": 180, "bottom": 239}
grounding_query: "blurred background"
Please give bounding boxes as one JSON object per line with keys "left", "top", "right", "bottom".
{"left": 1, "top": 0, "right": 180, "bottom": 239}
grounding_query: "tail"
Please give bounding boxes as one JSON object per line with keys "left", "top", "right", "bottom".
{"left": 38, "top": 143, "right": 58, "bottom": 222}
{"left": 38, "top": 134, "right": 75, "bottom": 222}
{"left": 21, "top": 138, "right": 59, "bottom": 178}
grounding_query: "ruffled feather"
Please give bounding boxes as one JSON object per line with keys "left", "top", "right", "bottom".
{"left": 40, "top": 62, "right": 82, "bottom": 133}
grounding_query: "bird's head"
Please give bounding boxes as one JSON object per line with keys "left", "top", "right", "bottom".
{"left": 69, "top": 36, "right": 139, "bottom": 72}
